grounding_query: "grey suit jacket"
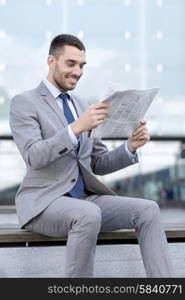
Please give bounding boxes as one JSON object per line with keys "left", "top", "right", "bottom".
{"left": 9, "top": 82, "right": 138, "bottom": 227}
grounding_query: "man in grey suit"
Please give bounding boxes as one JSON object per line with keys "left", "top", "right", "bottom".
{"left": 9, "top": 34, "right": 173, "bottom": 278}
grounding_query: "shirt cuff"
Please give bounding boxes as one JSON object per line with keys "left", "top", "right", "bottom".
{"left": 124, "top": 141, "right": 138, "bottom": 163}
{"left": 67, "top": 125, "right": 79, "bottom": 147}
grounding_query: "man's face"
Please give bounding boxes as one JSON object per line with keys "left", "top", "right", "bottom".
{"left": 48, "top": 45, "right": 86, "bottom": 92}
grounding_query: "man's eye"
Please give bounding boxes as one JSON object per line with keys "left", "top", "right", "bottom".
{"left": 68, "top": 63, "right": 74, "bottom": 67}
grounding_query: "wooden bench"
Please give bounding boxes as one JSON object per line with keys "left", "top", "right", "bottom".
{"left": 0, "top": 223, "right": 185, "bottom": 248}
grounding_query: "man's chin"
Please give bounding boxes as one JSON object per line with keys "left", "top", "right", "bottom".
{"left": 58, "top": 84, "right": 76, "bottom": 92}
{"left": 67, "top": 83, "right": 77, "bottom": 90}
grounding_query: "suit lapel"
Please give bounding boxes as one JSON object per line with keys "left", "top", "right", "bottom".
{"left": 36, "top": 82, "right": 87, "bottom": 152}
{"left": 37, "top": 82, "right": 68, "bottom": 127}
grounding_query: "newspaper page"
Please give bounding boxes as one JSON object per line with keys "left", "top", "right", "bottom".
{"left": 90, "top": 87, "right": 159, "bottom": 138}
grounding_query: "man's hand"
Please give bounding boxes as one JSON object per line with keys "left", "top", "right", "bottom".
{"left": 71, "top": 102, "right": 110, "bottom": 136}
{"left": 127, "top": 120, "right": 150, "bottom": 152}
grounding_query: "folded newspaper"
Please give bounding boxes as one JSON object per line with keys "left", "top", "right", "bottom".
{"left": 90, "top": 87, "right": 159, "bottom": 138}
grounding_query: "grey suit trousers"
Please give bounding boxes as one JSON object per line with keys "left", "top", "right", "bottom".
{"left": 25, "top": 194, "right": 173, "bottom": 278}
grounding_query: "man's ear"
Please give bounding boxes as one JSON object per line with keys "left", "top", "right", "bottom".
{"left": 47, "top": 55, "right": 55, "bottom": 66}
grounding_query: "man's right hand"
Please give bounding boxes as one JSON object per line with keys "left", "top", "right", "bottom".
{"left": 71, "top": 102, "right": 110, "bottom": 137}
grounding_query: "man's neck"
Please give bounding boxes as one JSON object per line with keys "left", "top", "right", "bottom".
{"left": 43, "top": 77, "right": 71, "bottom": 98}
{"left": 46, "top": 76, "right": 65, "bottom": 92}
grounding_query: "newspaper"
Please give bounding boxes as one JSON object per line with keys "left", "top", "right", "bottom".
{"left": 90, "top": 87, "right": 159, "bottom": 138}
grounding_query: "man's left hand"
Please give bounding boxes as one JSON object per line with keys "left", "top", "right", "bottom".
{"left": 127, "top": 120, "right": 150, "bottom": 153}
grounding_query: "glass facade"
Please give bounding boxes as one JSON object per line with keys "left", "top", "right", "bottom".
{"left": 1, "top": 0, "right": 185, "bottom": 135}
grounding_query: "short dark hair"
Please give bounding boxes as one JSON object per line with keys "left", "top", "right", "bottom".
{"left": 49, "top": 34, "right": 85, "bottom": 57}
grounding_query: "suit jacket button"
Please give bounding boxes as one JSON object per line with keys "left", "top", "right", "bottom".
{"left": 71, "top": 179, "right": 76, "bottom": 182}
{"left": 59, "top": 148, "right": 68, "bottom": 155}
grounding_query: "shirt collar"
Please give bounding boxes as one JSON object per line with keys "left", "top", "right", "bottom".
{"left": 43, "top": 78, "right": 71, "bottom": 100}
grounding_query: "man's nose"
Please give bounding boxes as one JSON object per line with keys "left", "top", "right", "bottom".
{"left": 72, "top": 66, "right": 83, "bottom": 77}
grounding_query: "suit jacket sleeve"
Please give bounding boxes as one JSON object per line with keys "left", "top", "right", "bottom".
{"left": 9, "top": 94, "right": 75, "bottom": 170}
{"left": 90, "top": 138, "right": 138, "bottom": 175}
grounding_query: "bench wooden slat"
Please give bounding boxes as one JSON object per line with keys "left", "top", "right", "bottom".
{"left": 0, "top": 224, "right": 185, "bottom": 245}
{"left": 0, "top": 228, "right": 136, "bottom": 243}
{"left": 0, "top": 206, "right": 16, "bottom": 213}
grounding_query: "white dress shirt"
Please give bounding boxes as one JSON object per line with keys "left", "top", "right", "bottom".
{"left": 43, "top": 78, "right": 137, "bottom": 162}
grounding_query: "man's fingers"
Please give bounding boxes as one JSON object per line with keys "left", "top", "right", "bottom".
{"left": 89, "top": 104, "right": 109, "bottom": 119}
{"left": 132, "top": 120, "right": 147, "bottom": 136}
{"left": 133, "top": 126, "right": 146, "bottom": 136}
{"left": 94, "top": 108, "right": 108, "bottom": 114}
{"left": 140, "top": 120, "right": 147, "bottom": 125}
{"left": 132, "top": 128, "right": 149, "bottom": 139}
{"left": 93, "top": 102, "right": 111, "bottom": 109}
{"left": 132, "top": 132, "right": 150, "bottom": 141}
{"left": 137, "top": 134, "right": 150, "bottom": 141}
{"left": 134, "top": 131, "right": 149, "bottom": 139}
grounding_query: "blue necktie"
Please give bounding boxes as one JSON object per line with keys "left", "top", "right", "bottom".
{"left": 59, "top": 93, "right": 85, "bottom": 198}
